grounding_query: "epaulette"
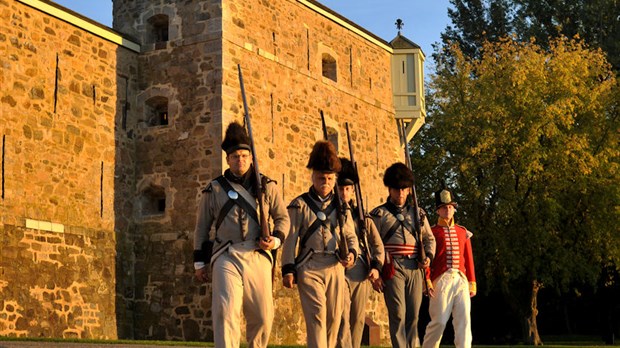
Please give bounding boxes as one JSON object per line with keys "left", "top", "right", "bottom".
{"left": 202, "top": 183, "right": 213, "bottom": 193}
{"left": 369, "top": 207, "right": 382, "bottom": 217}
{"left": 363, "top": 215, "right": 378, "bottom": 227}
{"left": 456, "top": 224, "right": 474, "bottom": 238}
{"left": 287, "top": 201, "right": 301, "bottom": 210}
{"left": 260, "top": 174, "right": 276, "bottom": 185}
{"left": 417, "top": 208, "right": 427, "bottom": 220}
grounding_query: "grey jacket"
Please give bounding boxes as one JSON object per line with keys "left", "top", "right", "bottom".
{"left": 282, "top": 189, "right": 359, "bottom": 276}
{"left": 193, "top": 171, "right": 290, "bottom": 266}
{"left": 370, "top": 200, "right": 435, "bottom": 261}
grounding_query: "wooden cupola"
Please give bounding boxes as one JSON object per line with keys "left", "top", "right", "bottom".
{"left": 390, "top": 24, "right": 426, "bottom": 143}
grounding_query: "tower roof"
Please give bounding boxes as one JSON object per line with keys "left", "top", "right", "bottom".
{"left": 389, "top": 33, "right": 422, "bottom": 51}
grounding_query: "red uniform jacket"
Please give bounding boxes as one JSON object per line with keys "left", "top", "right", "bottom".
{"left": 427, "top": 223, "right": 476, "bottom": 289}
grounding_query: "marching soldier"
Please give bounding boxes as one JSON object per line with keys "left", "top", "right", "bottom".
{"left": 193, "top": 122, "right": 290, "bottom": 348}
{"left": 370, "top": 162, "right": 436, "bottom": 348}
{"left": 337, "top": 158, "right": 384, "bottom": 348}
{"left": 281, "top": 140, "right": 359, "bottom": 348}
{"left": 422, "top": 186, "right": 476, "bottom": 348}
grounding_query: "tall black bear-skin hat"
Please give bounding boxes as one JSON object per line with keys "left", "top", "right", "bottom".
{"left": 337, "top": 157, "right": 358, "bottom": 186}
{"left": 383, "top": 162, "right": 414, "bottom": 189}
{"left": 306, "top": 141, "right": 341, "bottom": 173}
{"left": 221, "top": 122, "right": 251, "bottom": 155}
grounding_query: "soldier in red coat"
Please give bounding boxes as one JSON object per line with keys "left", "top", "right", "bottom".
{"left": 422, "top": 186, "right": 476, "bottom": 348}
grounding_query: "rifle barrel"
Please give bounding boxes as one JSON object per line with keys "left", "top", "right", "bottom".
{"left": 346, "top": 122, "right": 371, "bottom": 265}
{"left": 320, "top": 111, "right": 349, "bottom": 260}
{"left": 238, "top": 65, "right": 270, "bottom": 240}
{"left": 399, "top": 119, "right": 426, "bottom": 262}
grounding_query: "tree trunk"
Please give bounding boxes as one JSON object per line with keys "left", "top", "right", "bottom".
{"left": 525, "top": 280, "right": 543, "bottom": 346}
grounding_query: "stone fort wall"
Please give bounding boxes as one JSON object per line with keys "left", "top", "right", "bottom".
{"left": 1, "top": 0, "right": 406, "bottom": 345}
{"left": 0, "top": 0, "right": 139, "bottom": 339}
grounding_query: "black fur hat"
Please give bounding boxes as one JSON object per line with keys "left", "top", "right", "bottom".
{"left": 434, "top": 186, "right": 458, "bottom": 210}
{"left": 221, "top": 122, "right": 251, "bottom": 155}
{"left": 306, "top": 141, "right": 341, "bottom": 173}
{"left": 383, "top": 162, "right": 414, "bottom": 189}
{"left": 337, "top": 157, "right": 358, "bottom": 186}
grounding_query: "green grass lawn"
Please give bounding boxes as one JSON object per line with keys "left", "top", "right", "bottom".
{"left": 0, "top": 335, "right": 615, "bottom": 347}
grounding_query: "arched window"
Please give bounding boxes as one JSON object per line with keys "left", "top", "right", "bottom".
{"left": 145, "top": 96, "right": 169, "bottom": 127}
{"left": 147, "top": 14, "right": 169, "bottom": 49}
{"left": 140, "top": 185, "right": 166, "bottom": 216}
{"left": 322, "top": 53, "right": 337, "bottom": 82}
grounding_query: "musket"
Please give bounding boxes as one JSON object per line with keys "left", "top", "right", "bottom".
{"left": 399, "top": 119, "right": 426, "bottom": 263}
{"left": 320, "top": 110, "right": 349, "bottom": 260}
{"left": 238, "top": 64, "right": 270, "bottom": 240}
{"left": 345, "top": 122, "right": 372, "bottom": 267}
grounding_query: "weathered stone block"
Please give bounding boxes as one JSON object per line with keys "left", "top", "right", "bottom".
{"left": 29, "top": 87, "right": 44, "bottom": 99}
{"left": 1, "top": 95, "right": 17, "bottom": 107}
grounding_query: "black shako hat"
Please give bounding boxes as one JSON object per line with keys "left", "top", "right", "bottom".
{"left": 434, "top": 186, "right": 458, "bottom": 210}
{"left": 306, "top": 141, "right": 341, "bottom": 173}
{"left": 221, "top": 122, "right": 252, "bottom": 155}
{"left": 337, "top": 157, "right": 358, "bottom": 186}
{"left": 383, "top": 162, "right": 414, "bottom": 189}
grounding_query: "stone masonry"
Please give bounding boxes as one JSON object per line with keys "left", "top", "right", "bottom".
{"left": 1, "top": 0, "right": 139, "bottom": 339}
{"left": 1, "top": 0, "right": 419, "bottom": 345}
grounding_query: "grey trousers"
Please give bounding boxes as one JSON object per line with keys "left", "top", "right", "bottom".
{"left": 337, "top": 259, "right": 371, "bottom": 348}
{"left": 211, "top": 241, "right": 273, "bottom": 348}
{"left": 383, "top": 257, "right": 424, "bottom": 348}
{"left": 298, "top": 254, "right": 347, "bottom": 348}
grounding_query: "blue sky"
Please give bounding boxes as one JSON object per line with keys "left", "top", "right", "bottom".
{"left": 53, "top": 0, "right": 452, "bottom": 59}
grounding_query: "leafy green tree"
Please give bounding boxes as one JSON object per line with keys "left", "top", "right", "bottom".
{"left": 412, "top": 37, "right": 620, "bottom": 345}
{"left": 513, "top": 0, "right": 620, "bottom": 69}
{"left": 438, "top": 0, "right": 515, "bottom": 61}
{"left": 438, "top": 0, "right": 620, "bottom": 70}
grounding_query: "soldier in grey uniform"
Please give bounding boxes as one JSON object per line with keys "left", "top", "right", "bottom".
{"left": 336, "top": 158, "right": 384, "bottom": 348}
{"left": 370, "top": 162, "right": 436, "bottom": 348}
{"left": 193, "top": 122, "right": 290, "bottom": 348}
{"left": 281, "top": 140, "right": 359, "bottom": 348}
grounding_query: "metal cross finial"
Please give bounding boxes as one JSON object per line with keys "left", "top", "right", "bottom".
{"left": 395, "top": 19, "right": 404, "bottom": 34}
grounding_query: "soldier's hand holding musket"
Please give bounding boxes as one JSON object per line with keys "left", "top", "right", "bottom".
{"left": 419, "top": 255, "right": 431, "bottom": 269}
{"left": 259, "top": 236, "right": 278, "bottom": 251}
{"left": 339, "top": 252, "right": 355, "bottom": 268}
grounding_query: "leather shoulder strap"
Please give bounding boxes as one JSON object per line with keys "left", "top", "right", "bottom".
{"left": 214, "top": 176, "right": 259, "bottom": 231}
{"left": 299, "top": 193, "right": 337, "bottom": 249}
